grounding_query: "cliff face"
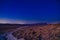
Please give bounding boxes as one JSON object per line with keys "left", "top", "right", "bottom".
{"left": 12, "top": 24, "right": 60, "bottom": 40}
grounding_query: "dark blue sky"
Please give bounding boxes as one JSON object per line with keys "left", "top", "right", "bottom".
{"left": 0, "top": 0, "right": 60, "bottom": 23}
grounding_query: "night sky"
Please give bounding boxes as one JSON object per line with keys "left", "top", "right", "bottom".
{"left": 0, "top": 0, "right": 60, "bottom": 24}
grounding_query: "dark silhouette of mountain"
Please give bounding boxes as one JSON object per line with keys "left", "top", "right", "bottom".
{"left": 0, "top": 23, "right": 47, "bottom": 27}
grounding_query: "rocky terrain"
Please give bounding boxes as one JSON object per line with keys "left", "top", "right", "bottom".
{"left": 0, "top": 23, "right": 60, "bottom": 40}
{"left": 12, "top": 24, "right": 60, "bottom": 40}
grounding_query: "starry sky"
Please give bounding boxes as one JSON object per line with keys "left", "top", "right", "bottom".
{"left": 0, "top": 0, "right": 60, "bottom": 24}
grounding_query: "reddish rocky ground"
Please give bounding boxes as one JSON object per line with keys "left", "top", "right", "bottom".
{"left": 0, "top": 23, "right": 60, "bottom": 40}
{"left": 12, "top": 24, "right": 60, "bottom": 40}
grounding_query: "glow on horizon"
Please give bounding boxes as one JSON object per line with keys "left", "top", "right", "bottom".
{"left": 0, "top": 18, "right": 60, "bottom": 24}
{"left": 0, "top": 20, "right": 25, "bottom": 24}
{"left": 0, "top": 18, "right": 41, "bottom": 24}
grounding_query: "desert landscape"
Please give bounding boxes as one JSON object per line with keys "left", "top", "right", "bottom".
{"left": 0, "top": 23, "right": 60, "bottom": 40}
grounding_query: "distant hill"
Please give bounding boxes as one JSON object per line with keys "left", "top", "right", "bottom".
{"left": 0, "top": 23, "right": 47, "bottom": 26}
